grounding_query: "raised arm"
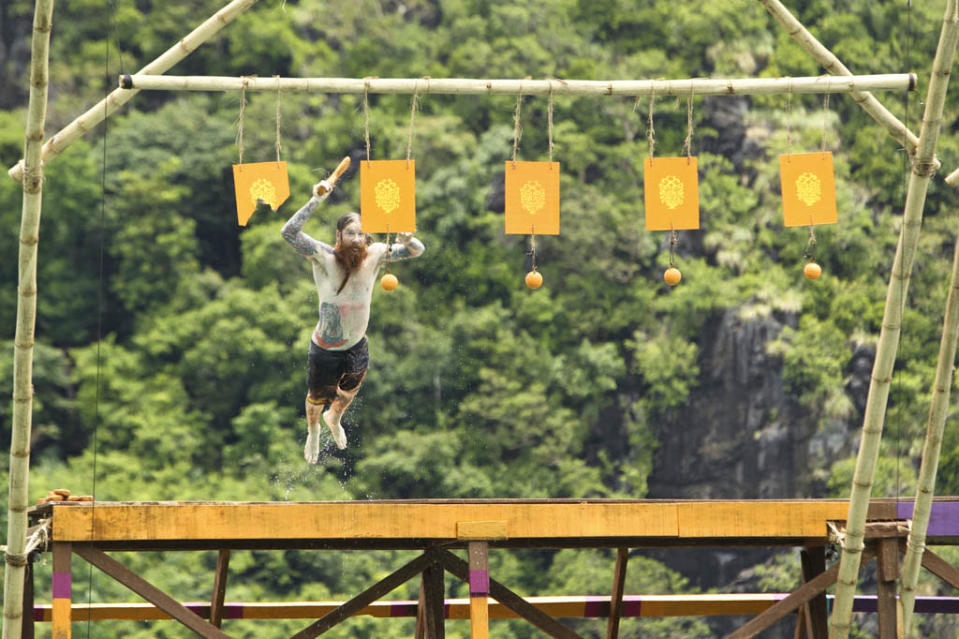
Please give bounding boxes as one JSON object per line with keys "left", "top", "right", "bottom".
{"left": 384, "top": 232, "right": 426, "bottom": 262}
{"left": 281, "top": 181, "right": 335, "bottom": 259}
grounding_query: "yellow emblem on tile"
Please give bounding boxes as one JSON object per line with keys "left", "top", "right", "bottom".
{"left": 361, "top": 161, "right": 416, "bottom": 233}
{"left": 232, "top": 161, "right": 290, "bottom": 227}
{"left": 505, "top": 162, "right": 560, "bottom": 235}
{"left": 779, "top": 152, "right": 837, "bottom": 227}
{"left": 644, "top": 157, "right": 699, "bottom": 231}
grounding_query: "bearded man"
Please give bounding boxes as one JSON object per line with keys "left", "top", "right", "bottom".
{"left": 281, "top": 175, "right": 424, "bottom": 462}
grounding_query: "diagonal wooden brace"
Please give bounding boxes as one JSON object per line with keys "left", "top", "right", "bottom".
{"left": 74, "top": 546, "right": 231, "bottom": 639}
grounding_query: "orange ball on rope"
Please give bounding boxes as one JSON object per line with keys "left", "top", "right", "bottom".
{"left": 380, "top": 273, "right": 399, "bottom": 291}
{"left": 804, "top": 262, "right": 822, "bottom": 281}
{"left": 663, "top": 267, "right": 682, "bottom": 286}
{"left": 525, "top": 270, "right": 543, "bottom": 289}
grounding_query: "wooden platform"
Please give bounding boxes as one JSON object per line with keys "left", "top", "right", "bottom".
{"left": 25, "top": 498, "right": 959, "bottom": 639}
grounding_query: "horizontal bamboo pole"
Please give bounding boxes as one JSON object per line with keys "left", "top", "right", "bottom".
{"left": 119, "top": 73, "right": 917, "bottom": 97}
{"left": 7, "top": 0, "right": 260, "bottom": 183}
{"left": 945, "top": 166, "right": 959, "bottom": 186}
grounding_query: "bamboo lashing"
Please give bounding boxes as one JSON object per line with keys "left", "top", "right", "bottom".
{"left": 118, "top": 73, "right": 916, "bottom": 96}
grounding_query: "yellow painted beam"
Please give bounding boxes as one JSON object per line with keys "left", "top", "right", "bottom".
{"left": 50, "top": 502, "right": 680, "bottom": 542}
{"left": 31, "top": 595, "right": 790, "bottom": 622}
{"left": 676, "top": 500, "right": 852, "bottom": 538}
{"left": 43, "top": 500, "right": 871, "bottom": 543}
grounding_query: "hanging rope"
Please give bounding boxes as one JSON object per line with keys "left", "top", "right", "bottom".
{"left": 405, "top": 83, "right": 420, "bottom": 166}
{"left": 785, "top": 77, "right": 794, "bottom": 154}
{"left": 236, "top": 77, "right": 249, "bottom": 164}
{"left": 363, "top": 78, "right": 372, "bottom": 162}
{"left": 669, "top": 226, "right": 678, "bottom": 268}
{"left": 683, "top": 82, "right": 694, "bottom": 160}
{"left": 86, "top": 7, "right": 116, "bottom": 633}
{"left": 274, "top": 75, "right": 283, "bottom": 162}
{"left": 528, "top": 231, "right": 537, "bottom": 271}
{"left": 511, "top": 85, "right": 524, "bottom": 166}
{"left": 647, "top": 88, "right": 656, "bottom": 159}
{"left": 547, "top": 82, "right": 555, "bottom": 163}
{"left": 820, "top": 83, "right": 831, "bottom": 152}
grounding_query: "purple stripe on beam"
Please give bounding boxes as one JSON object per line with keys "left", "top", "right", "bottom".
{"left": 845, "top": 595, "right": 959, "bottom": 615}
{"left": 52, "top": 572, "right": 72, "bottom": 599}
{"left": 391, "top": 602, "right": 418, "bottom": 617}
{"left": 896, "top": 501, "right": 959, "bottom": 536}
{"left": 583, "top": 595, "right": 610, "bottom": 618}
{"left": 469, "top": 570, "right": 489, "bottom": 596}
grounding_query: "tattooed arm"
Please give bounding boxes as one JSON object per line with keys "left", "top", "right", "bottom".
{"left": 383, "top": 232, "right": 426, "bottom": 262}
{"left": 281, "top": 181, "right": 335, "bottom": 259}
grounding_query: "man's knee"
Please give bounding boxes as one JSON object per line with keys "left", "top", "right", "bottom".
{"left": 308, "top": 386, "right": 338, "bottom": 405}
{"left": 339, "top": 371, "right": 367, "bottom": 392}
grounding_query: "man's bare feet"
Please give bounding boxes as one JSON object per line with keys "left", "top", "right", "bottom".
{"left": 304, "top": 424, "right": 321, "bottom": 464}
{"left": 323, "top": 409, "right": 348, "bottom": 450}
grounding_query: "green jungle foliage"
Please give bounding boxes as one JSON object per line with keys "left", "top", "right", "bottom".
{"left": 3, "top": 0, "right": 959, "bottom": 637}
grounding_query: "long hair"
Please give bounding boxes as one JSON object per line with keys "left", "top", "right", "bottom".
{"left": 333, "top": 213, "right": 371, "bottom": 294}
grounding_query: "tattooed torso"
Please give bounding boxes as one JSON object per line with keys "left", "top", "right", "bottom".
{"left": 281, "top": 194, "right": 425, "bottom": 350}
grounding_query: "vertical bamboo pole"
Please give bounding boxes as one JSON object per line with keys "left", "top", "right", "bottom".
{"left": 3, "top": 3, "right": 54, "bottom": 639}
{"left": 898, "top": 215, "right": 959, "bottom": 633}
{"left": 758, "top": 0, "right": 919, "bottom": 156}
{"left": 6, "top": 0, "right": 260, "bottom": 183}
{"left": 828, "top": 1, "right": 959, "bottom": 637}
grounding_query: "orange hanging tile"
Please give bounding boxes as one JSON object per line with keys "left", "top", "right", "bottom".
{"left": 360, "top": 160, "right": 417, "bottom": 233}
{"left": 643, "top": 157, "right": 699, "bottom": 231}
{"left": 779, "top": 152, "right": 838, "bottom": 227}
{"left": 232, "top": 161, "right": 290, "bottom": 227}
{"left": 504, "top": 161, "right": 560, "bottom": 235}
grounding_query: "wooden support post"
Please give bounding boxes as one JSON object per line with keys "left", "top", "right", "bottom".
{"left": 724, "top": 563, "right": 840, "bottom": 639}
{"left": 875, "top": 539, "right": 899, "bottom": 639}
{"left": 51, "top": 544, "right": 72, "bottom": 639}
{"left": 415, "top": 579, "right": 427, "bottom": 639}
{"left": 606, "top": 548, "right": 628, "bottom": 639}
{"left": 422, "top": 561, "right": 446, "bottom": 639}
{"left": 435, "top": 549, "right": 584, "bottom": 639}
{"left": 73, "top": 546, "right": 230, "bottom": 639}
{"left": 468, "top": 542, "right": 490, "bottom": 639}
{"left": 793, "top": 611, "right": 806, "bottom": 639}
{"left": 21, "top": 561, "right": 34, "bottom": 639}
{"left": 799, "top": 548, "right": 828, "bottom": 639}
{"left": 210, "top": 550, "right": 230, "bottom": 628}
{"left": 290, "top": 551, "right": 435, "bottom": 639}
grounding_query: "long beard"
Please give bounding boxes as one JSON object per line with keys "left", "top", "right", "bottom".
{"left": 333, "top": 244, "right": 368, "bottom": 293}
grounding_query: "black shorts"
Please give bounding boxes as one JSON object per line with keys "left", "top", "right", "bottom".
{"left": 307, "top": 337, "right": 369, "bottom": 396}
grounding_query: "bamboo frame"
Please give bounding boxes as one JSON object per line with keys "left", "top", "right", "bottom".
{"left": 6, "top": 0, "right": 260, "bottom": 183}
{"left": 898, "top": 194, "right": 959, "bottom": 632}
{"left": 828, "top": 1, "right": 959, "bottom": 637}
{"left": 118, "top": 73, "right": 916, "bottom": 96}
{"left": 758, "top": 0, "right": 920, "bottom": 156}
{"left": 944, "top": 166, "right": 959, "bottom": 186}
{"left": 4, "top": 3, "right": 54, "bottom": 639}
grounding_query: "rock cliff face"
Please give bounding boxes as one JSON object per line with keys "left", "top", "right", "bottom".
{"left": 648, "top": 309, "right": 808, "bottom": 502}
{"left": 642, "top": 307, "right": 871, "bottom": 636}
